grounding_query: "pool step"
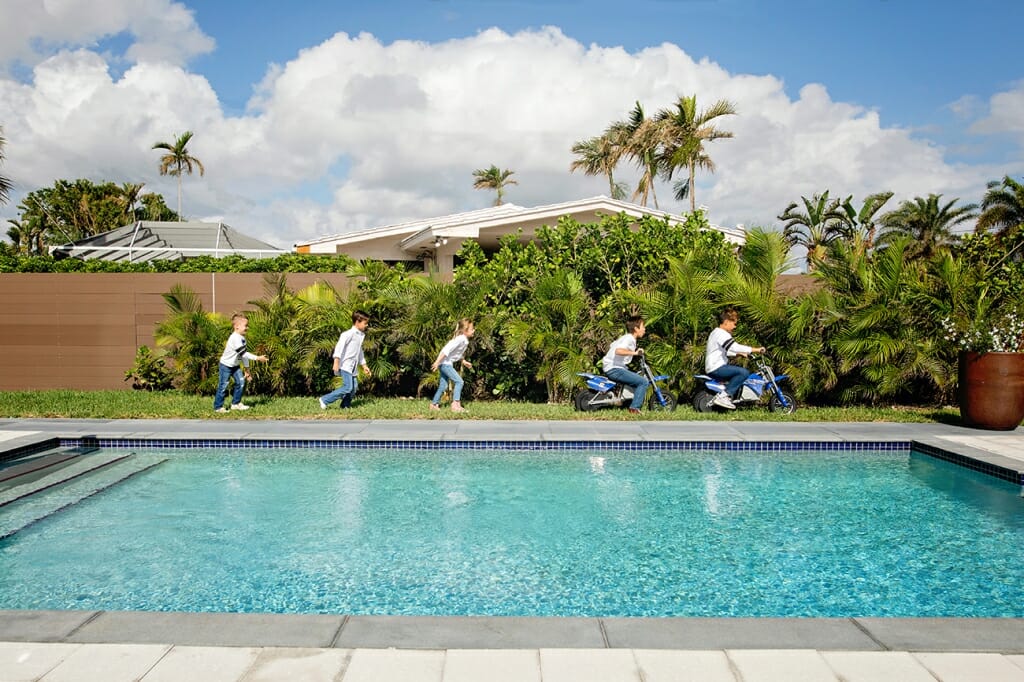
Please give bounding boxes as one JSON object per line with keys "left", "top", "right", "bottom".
{"left": 0, "top": 452, "right": 167, "bottom": 540}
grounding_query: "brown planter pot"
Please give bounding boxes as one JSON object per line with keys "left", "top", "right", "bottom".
{"left": 957, "top": 351, "right": 1024, "bottom": 430}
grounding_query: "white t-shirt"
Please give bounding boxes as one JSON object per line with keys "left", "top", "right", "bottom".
{"left": 705, "top": 327, "right": 752, "bottom": 373}
{"left": 332, "top": 326, "right": 366, "bottom": 373}
{"left": 437, "top": 334, "right": 469, "bottom": 366}
{"left": 601, "top": 334, "right": 637, "bottom": 373}
{"left": 219, "top": 332, "right": 258, "bottom": 368}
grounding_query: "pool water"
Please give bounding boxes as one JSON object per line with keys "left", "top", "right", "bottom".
{"left": 1, "top": 447, "right": 1022, "bottom": 617}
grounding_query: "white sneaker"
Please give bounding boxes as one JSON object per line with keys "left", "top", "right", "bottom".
{"left": 230, "top": 403, "right": 250, "bottom": 411}
{"left": 214, "top": 407, "right": 229, "bottom": 414}
{"left": 712, "top": 392, "right": 736, "bottom": 410}
{"left": 318, "top": 398, "right": 327, "bottom": 410}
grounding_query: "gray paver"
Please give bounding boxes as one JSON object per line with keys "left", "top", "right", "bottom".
{"left": 0, "top": 611, "right": 98, "bottom": 643}
{"left": 856, "top": 618, "right": 1024, "bottom": 653}
{"left": 336, "top": 616, "right": 605, "bottom": 649}
{"left": 67, "top": 611, "right": 344, "bottom": 648}
{"left": 603, "top": 618, "right": 880, "bottom": 651}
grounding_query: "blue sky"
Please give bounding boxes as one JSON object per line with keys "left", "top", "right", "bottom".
{"left": 1, "top": 0, "right": 1021, "bottom": 246}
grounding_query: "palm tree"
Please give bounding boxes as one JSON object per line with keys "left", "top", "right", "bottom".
{"left": 977, "top": 176, "right": 1024, "bottom": 239}
{"left": 569, "top": 134, "right": 628, "bottom": 200}
{"left": 5, "top": 218, "right": 46, "bottom": 255}
{"left": 117, "top": 182, "right": 145, "bottom": 224}
{"left": 837, "top": 191, "right": 894, "bottom": 250}
{"left": 778, "top": 191, "right": 849, "bottom": 270}
{"left": 656, "top": 94, "right": 737, "bottom": 213}
{"left": 154, "top": 284, "right": 229, "bottom": 393}
{"left": 472, "top": 165, "right": 517, "bottom": 206}
{"left": 609, "top": 102, "right": 662, "bottom": 208}
{"left": 152, "top": 131, "right": 204, "bottom": 221}
{"left": 878, "top": 194, "right": 979, "bottom": 260}
{"left": 0, "top": 127, "right": 12, "bottom": 206}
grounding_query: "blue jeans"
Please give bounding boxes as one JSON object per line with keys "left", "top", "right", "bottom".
{"left": 709, "top": 364, "right": 750, "bottom": 398}
{"left": 321, "top": 370, "right": 358, "bottom": 408}
{"left": 213, "top": 363, "right": 245, "bottom": 410}
{"left": 606, "top": 366, "right": 649, "bottom": 410}
{"left": 432, "top": 364, "right": 464, "bottom": 404}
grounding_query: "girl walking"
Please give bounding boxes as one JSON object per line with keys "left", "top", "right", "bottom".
{"left": 430, "top": 319, "right": 474, "bottom": 412}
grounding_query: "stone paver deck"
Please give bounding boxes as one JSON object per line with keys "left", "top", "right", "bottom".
{"left": 1, "top": 417, "right": 1023, "bottom": 681}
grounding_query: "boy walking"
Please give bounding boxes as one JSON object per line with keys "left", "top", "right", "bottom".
{"left": 319, "top": 310, "right": 371, "bottom": 409}
{"left": 602, "top": 315, "right": 649, "bottom": 414}
{"left": 705, "top": 308, "right": 765, "bottom": 409}
{"left": 214, "top": 314, "right": 268, "bottom": 413}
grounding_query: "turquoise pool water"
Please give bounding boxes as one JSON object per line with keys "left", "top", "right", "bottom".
{"left": 1, "top": 447, "right": 1022, "bottom": 617}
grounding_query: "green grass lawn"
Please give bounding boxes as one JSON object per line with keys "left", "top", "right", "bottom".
{"left": 0, "top": 389, "right": 962, "bottom": 423}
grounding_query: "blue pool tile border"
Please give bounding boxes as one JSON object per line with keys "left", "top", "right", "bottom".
{"left": 61, "top": 437, "right": 914, "bottom": 452}
{"left": 914, "top": 440, "right": 1024, "bottom": 485}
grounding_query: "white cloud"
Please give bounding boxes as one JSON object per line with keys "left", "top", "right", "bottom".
{"left": 0, "top": 22, "right": 1007, "bottom": 248}
{"left": 971, "top": 80, "right": 1024, "bottom": 136}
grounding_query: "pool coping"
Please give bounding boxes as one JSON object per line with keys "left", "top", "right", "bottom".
{"left": 2, "top": 417, "right": 1023, "bottom": 653}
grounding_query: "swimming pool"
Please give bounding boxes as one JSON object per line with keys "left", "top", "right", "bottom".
{"left": 1, "top": 445, "right": 1022, "bottom": 617}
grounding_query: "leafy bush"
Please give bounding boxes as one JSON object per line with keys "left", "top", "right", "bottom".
{"left": 124, "top": 346, "right": 174, "bottom": 390}
{"left": 0, "top": 252, "right": 354, "bottom": 273}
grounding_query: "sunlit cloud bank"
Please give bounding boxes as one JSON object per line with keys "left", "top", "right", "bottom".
{"left": 1, "top": 3, "right": 1020, "bottom": 247}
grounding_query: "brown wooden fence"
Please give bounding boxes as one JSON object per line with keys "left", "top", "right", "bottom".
{"left": 0, "top": 273, "right": 349, "bottom": 390}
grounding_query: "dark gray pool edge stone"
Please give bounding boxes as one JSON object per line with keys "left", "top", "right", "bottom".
{"left": 2, "top": 611, "right": 1023, "bottom": 652}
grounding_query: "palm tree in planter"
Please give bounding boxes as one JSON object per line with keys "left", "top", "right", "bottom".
{"left": 153, "top": 131, "right": 205, "bottom": 220}
{"left": 472, "top": 165, "right": 517, "bottom": 206}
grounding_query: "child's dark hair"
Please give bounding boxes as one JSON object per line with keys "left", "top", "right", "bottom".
{"left": 352, "top": 310, "right": 370, "bottom": 324}
{"left": 625, "top": 315, "right": 644, "bottom": 333}
{"left": 718, "top": 308, "right": 739, "bottom": 324}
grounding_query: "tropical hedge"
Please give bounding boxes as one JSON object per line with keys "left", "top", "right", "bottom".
{"left": 123, "top": 210, "right": 1024, "bottom": 408}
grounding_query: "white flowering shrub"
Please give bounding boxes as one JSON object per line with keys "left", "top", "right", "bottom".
{"left": 943, "top": 311, "right": 1024, "bottom": 353}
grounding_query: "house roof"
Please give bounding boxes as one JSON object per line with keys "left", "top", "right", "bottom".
{"left": 295, "top": 196, "right": 746, "bottom": 252}
{"left": 50, "top": 221, "right": 288, "bottom": 262}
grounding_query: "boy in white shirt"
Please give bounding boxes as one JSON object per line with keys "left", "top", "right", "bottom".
{"left": 319, "top": 310, "right": 372, "bottom": 409}
{"left": 214, "top": 314, "right": 268, "bottom": 413}
{"left": 705, "top": 308, "right": 765, "bottom": 409}
{"left": 601, "top": 315, "right": 648, "bottom": 414}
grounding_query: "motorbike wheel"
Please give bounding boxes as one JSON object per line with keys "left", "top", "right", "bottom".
{"left": 768, "top": 391, "right": 798, "bottom": 414}
{"left": 575, "top": 388, "right": 601, "bottom": 412}
{"left": 692, "top": 391, "right": 716, "bottom": 413}
{"left": 649, "top": 391, "right": 677, "bottom": 411}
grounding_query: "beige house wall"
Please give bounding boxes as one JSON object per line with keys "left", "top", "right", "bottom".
{"left": 0, "top": 273, "right": 350, "bottom": 391}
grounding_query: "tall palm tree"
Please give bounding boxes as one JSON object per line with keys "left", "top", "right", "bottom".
{"left": 878, "top": 194, "right": 979, "bottom": 260}
{"left": 472, "top": 165, "right": 517, "bottom": 206}
{"left": 609, "top": 102, "right": 662, "bottom": 208}
{"left": 569, "top": 134, "right": 628, "bottom": 200}
{"left": 778, "top": 191, "right": 849, "bottom": 270}
{"left": 977, "top": 176, "right": 1024, "bottom": 239}
{"left": 656, "top": 94, "right": 737, "bottom": 212}
{"left": 152, "top": 131, "right": 204, "bottom": 221}
{"left": 0, "top": 127, "right": 12, "bottom": 206}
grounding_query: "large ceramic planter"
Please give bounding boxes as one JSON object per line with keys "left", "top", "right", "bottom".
{"left": 958, "top": 351, "right": 1024, "bottom": 430}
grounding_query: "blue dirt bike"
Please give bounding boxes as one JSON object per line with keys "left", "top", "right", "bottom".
{"left": 692, "top": 354, "right": 797, "bottom": 414}
{"left": 574, "top": 353, "right": 678, "bottom": 412}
